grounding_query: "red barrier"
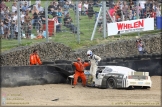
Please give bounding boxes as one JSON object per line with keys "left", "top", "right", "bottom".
{"left": 43, "top": 20, "right": 55, "bottom": 36}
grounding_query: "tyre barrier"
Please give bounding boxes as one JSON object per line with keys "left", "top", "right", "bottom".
{"left": 99, "top": 54, "right": 162, "bottom": 76}
{"left": 1, "top": 64, "right": 74, "bottom": 87}
{"left": 1, "top": 54, "right": 161, "bottom": 87}
{"left": 55, "top": 60, "right": 72, "bottom": 64}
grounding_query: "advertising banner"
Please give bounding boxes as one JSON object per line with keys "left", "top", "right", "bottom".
{"left": 107, "top": 18, "right": 154, "bottom": 36}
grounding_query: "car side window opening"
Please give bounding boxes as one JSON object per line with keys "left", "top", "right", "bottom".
{"left": 102, "top": 67, "right": 113, "bottom": 73}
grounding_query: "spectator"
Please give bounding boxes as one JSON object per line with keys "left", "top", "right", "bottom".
{"left": 53, "top": 1, "right": 58, "bottom": 10}
{"left": 39, "top": 10, "right": 45, "bottom": 25}
{"left": 21, "top": 2, "right": 28, "bottom": 12}
{"left": 31, "top": 5, "right": 39, "bottom": 31}
{"left": 136, "top": 3, "right": 142, "bottom": 18}
{"left": 21, "top": 11, "right": 25, "bottom": 24}
{"left": 48, "top": 2, "right": 56, "bottom": 17}
{"left": 63, "top": 1, "right": 70, "bottom": 16}
{"left": 35, "top": 0, "right": 41, "bottom": 6}
{"left": 98, "top": 15, "right": 102, "bottom": 26}
{"left": 112, "top": 12, "right": 116, "bottom": 22}
{"left": 78, "top": 1, "right": 82, "bottom": 16}
{"left": 83, "top": 1, "right": 88, "bottom": 15}
{"left": 5, "top": 7, "right": 10, "bottom": 15}
{"left": 20, "top": 0, "right": 31, "bottom": 7}
{"left": 87, "top": 3, "right": 94, "bottom": 19}
{"left": 139, "top": 1, "right": 146, "bottom": 17}
{"left": 36, "top": 3, "right": 44, "bottom": 12}
{"left": 13, "top": 11, "right": 18, "bottom": 21}
{"left": 63, "top": 13, "right": 72, "bottom": 27}
{"left": 57, "top": 8, "right": 63, "bottom": 23}
{"left": 37, "top": 16, "right": 42, "bottom": 33}
{"left": 0, "top": 1, "right": 7, "bottom": 11}
{"left": 156, "top": 5, "right": 161, "bottom": 17}
{"left": 0, "top": 9, "right": 5, "bottom": 22}
{"left": 14, "top": 21, "right": 18, "bottom": 39}
{"left": 24, "top": 11, "right": 32, "bottom": 38}
{"left": 58, "top": 0, "right": 64, "bottom": 8}
{"left": 146, "top": 10, "right": 151, "bottom": 18}
{"left": 116, "top": 7, "right": 122, "bottom": 20}
{"left": 67, "top": 0, "right": 73, "bottom": 8}
{"left": 132, "top": 12, "right": 137, "bottom": 20}
{"left": 12, "top": 2, "right": 17, "bottom": 13}
{"left": 3, "top": 14, "right": 10, "bottom": 39}
{"left": 55, "top": 16, "right": 62, "bottom": 32}
{"left": 28, "top": 23, "right": 32, "bottom": 38}
{"left": 0, "top": 21, "right": 4, "bottom": 39}
{"left": 150, "top": 9, "right": 156, "bottom": 26}
{"left": 10, "top": 15, "right": 15, "bottom": 39}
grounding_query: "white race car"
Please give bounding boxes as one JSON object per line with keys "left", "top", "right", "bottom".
{"left": 85, "top": 66, "right": 152, "bottom": 89}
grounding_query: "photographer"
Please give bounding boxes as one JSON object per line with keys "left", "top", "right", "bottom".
{"left": 136, "top": 39, "right": 146, "bottom": 55}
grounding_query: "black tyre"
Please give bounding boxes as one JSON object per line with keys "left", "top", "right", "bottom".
{"left": 106, "top": 77, "right": 117, "bottom": 89}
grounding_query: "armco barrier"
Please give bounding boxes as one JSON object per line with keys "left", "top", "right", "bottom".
{"left": 156, "top": 16, "right": 162, "bottom": 29}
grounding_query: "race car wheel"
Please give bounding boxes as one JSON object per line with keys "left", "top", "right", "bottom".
{"left": 107, "top": 77, "right": 117, "bottom": 89}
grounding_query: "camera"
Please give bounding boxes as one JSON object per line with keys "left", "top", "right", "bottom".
{"left": 136, "top": 39, "right": 139, "bottom": 42}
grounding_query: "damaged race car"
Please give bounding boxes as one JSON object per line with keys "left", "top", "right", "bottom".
{"left": 85, "top": 66, "right": 152, "bottom": 89}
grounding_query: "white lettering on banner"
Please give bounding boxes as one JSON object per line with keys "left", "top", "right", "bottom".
{"left": 107, "top": 18, "right": 154, "bottom": 36}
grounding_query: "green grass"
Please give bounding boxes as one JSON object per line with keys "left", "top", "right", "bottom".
{"left": 1, "top": 1, "right": 161, "bottom": 52}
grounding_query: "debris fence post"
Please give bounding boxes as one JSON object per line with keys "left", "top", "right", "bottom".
{"left": 17, "top": 1, "right": 21, "bottom": 45}
{"left": 45, "top": 1, "right": 49, "bottom": 42}
{"left": 102, "top": 1, "right": 106, "bottom": 39}
{"left": 76, "top": 0, "right": 80, "bottom": 44}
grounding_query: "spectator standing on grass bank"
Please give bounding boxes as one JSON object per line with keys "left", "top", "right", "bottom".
{"left": 63, "top": 1, "right": 70, "bottom": 16}
{"left": 12, "top": 2, "right": 17, "bottom": 13}
{"left": 57, "top": 8, "right": 63, "bottom": 23}
{"left": 83, "top": 1, "right": 88, "bottom": 15}
{"left": 0, "top": 21, "right": 4, "bottom": 39}
{"left": 36, "top": 3, "right": 44, "bottom": 13}
{"left": 30, "top": 49, "right": 42, "bottom": 65}
{"left": 87, "top": 3, "right": 94, "bottom": 19}
{"left": 24, "top": 11, "right": 32, "bottom": 39}
{"left": 21, "top": 2, "right": 29, "bottom": 12}
{"left": 31, "top": 5, "right": 39, "bottom": 30}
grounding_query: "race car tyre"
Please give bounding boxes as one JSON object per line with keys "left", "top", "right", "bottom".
{"left": 106, "top": 77, "right": 117, "bottom": 89}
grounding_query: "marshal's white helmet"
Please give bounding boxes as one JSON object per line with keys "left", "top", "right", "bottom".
{"left": 87, "top": 50, "right": 92, "bottom": 56}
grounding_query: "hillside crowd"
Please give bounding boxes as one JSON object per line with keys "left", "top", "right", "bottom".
{"left": 0, "top": 0, "right": 161, "bottom": 39}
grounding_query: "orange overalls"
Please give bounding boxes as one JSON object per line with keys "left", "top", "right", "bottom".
{"left": 30, "top": 53, "right": 42, "bottom": 65}
{"left": 73, "top": 62, "right": 90, "bottom": 86}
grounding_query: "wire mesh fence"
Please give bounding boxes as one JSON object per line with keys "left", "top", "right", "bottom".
{"left": 1, "top": 0, "right": 161, "bottom": 51}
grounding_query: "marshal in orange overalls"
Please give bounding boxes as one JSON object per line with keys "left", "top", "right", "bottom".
{"left": 73, "top": 58, "right": 90, "bottom": 87}
{"left": 30, "top": 50, "right": 42, "bottom": 65}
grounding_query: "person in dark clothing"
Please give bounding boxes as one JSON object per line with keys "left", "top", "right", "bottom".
{"left": 63, "top": 13, "right": 72, "bottom": 27}
{"left": 48, "top": 2, "right": 57, "bottom": 17}
{"left": 39, "top": 10, "right": 45, "bottom": 24}
{"left": 31, "top": 5, "right": 39, "bottom": 30}
{"left": 87, "top": 3, "right": 94, "bottom": 19}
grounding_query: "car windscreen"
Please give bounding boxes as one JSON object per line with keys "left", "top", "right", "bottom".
{"left": 102, "top": 67, "right": 113, "bottom": 73}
